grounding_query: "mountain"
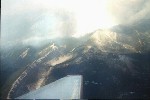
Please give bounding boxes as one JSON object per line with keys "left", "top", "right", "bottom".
{"left": 1, "top": 24, "right": 150, "bottom": 99}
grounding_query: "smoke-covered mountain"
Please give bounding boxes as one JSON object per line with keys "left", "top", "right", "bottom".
{"left": 1, "top": 23, "right": 150, "bottom": 99}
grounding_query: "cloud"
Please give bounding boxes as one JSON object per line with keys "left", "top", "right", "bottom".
{"left": 107, "top": 0, "right": 150, "bottom": 24}
{"left": 1, "top": 0, "right": 117, "bottom": 43}
{"left": 1, "top": 0, "right": 77, "bottom": 42}
{"left": 1, "top": 0, "right": 150, "bottom": 45}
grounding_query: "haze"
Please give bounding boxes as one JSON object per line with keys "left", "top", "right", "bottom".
{"left": 1, "top": 0, "right": 150, "bottom": 43}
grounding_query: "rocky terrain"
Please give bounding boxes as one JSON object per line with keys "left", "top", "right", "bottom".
{"left": 1, "top": 22, "right": 150, "bottom": 99}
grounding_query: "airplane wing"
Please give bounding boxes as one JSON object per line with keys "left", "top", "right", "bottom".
{"left": 16, "top": 75, "right": 83, "bottom": 99}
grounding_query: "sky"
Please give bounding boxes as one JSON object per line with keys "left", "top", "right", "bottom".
{"left": 1, "top": 0, "right": 150, "bottom": 44}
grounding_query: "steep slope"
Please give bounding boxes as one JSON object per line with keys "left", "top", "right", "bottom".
{"left": 1, "top": 22, "right": 150, "bottom": 99}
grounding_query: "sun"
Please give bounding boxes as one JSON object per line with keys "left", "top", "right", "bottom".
{"left": 44, "top": 0, "right": 117, "bottom": 38}
{"left": 67, "top": 0, "right": 117, "bottom": 37}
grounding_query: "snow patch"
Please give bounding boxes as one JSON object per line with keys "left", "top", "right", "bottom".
{"left": 71, "top": 48, "right": 75, "bottom": 52}
{"left": 38, "top": 43, "right": 58, "bottom": 57}
{"left": 91, "top": 30, "right": 117, "bottom": 46}
{"left": 47, "top": 54, "right": 73, "bottom": 66}
{"left": 83, "top": 45, "right": 92, "bottom": 53}
{"left": 50, "top": 43, "right": 58, "bottom": 50}
{"left": 20, "top": 48, "right": 30, "bottom": 58}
